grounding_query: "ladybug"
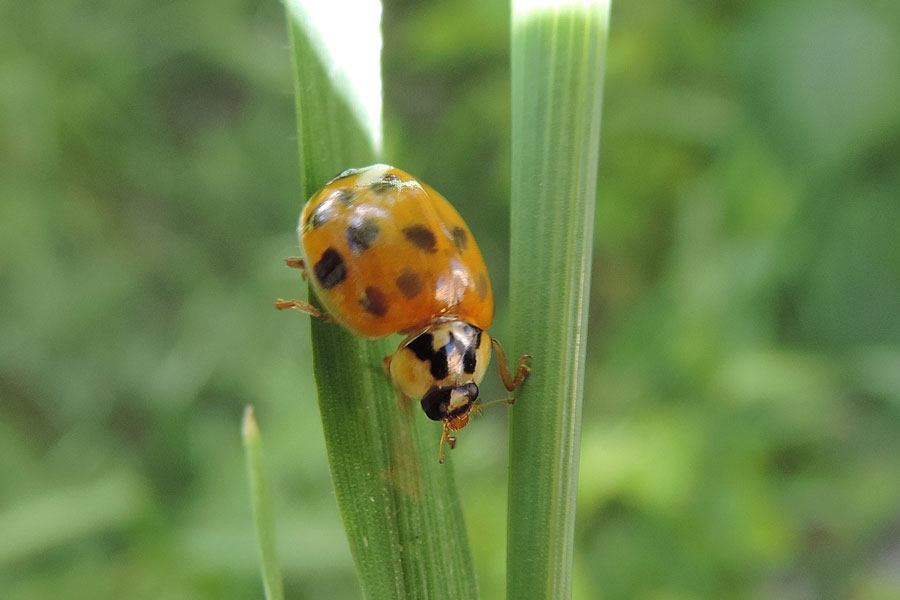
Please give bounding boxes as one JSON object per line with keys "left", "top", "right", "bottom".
{"left": 276, "top": 164, "right": 530, "bottom": 462}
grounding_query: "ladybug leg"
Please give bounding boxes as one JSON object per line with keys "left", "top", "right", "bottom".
{"left": 285, "top": 257, "right": 308, "bottom": 280}
{"left": 475, "top": 396, "right": 517, "bottom": 412}
{"left": 491, "top": 339, "right": 532, "bottom": 392}
{"left": 279, "top": 259, "right": 331, "bottom": 319}
{"left": 382, "top": 354, "right": 393, "bottom": 376}
{"left": 438, "top": 421, "right": 457, "bottom": 465}
{"left": 274, "top": 298, "right": 335, "bottom": 323}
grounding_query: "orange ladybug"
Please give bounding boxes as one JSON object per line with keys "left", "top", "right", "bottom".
{"left": 277, "top": 164, "right": 530, "bottom": 462}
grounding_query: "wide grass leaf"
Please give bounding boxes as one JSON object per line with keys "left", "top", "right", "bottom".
{"left": 506, "top": 1, "right": 611, "bottom": 598}
{"left": 282, "top": 1, "right": 478, "bottom": 597}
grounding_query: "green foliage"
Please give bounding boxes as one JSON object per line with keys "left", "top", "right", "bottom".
{"left": 2, "top": 0, "right": 899, "bottom": 599}
{"left": 284, "top": 3, "right": 476, "bottom": 598}
{"left": 506, "top": 2, "right": 610, "bottom": 598}
{"left": 243, "top": 407, "right": 285, "bottom": 600}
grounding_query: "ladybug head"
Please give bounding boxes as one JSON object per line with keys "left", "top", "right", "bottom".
{"left": 420, "top": 382, "right": 478, "bottom": 430}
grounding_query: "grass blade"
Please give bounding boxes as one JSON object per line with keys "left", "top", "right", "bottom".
{"left": 243, "top": 406, "right": 285, "bottom": 600}
{"left": 284, "top": 2, "right": 477, "bottom": 597}
{"left": 506, "top": 1, "right": 611, "bottom": 598}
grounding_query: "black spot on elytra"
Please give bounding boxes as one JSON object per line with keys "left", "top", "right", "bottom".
{"left": 314, "top": 248, "right": 346, "bottom": 289}
{"left": 308, "top": 200, "right": 335, "bottom": 228}
{"left": 359, "top": 286, "right": 388, "bottom": 316}
{"left": 346, "top": 217, "right": 380, "bottom": 253}
{"left": 334, "top": 188, "right": 356, "bottom": 205}
{"left": 430, "top": 347, "right": 449, "bottom": 380}
{"left": 475, "top": 272, "right": 489, "bottom": 300}
{"left": 407, "top": 333, "right": 434, "bottom": 361}
{"left": 309, "top": 209, "right": 327, "bottom": 228}
{"left": 403, "top": 225, "right": 437, "bottom": 253}
{"left": 463, "top": 329, "right": 482, "bottom": 374}
{"left": 369, "top": 173, "right": 400, "bottom": 193}
{"left": 451, "top": 226, "right": 468, "bottom": 252}
{"left": 395, "top": 270, "right": 423, "bottom": 299}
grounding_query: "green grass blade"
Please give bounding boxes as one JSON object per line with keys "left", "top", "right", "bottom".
{"left": 285, "top": 0, "right": 382, "bottom": 182}
{"left": 243, "top": 407, "right": 285, "bottom": 600}
{"left": 506, "top": 1, "right": 611, "bottom": 598}
{"left": 284, "top": 2, "right": 477, "bottom": 597}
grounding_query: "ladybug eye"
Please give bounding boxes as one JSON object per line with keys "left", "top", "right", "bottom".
{"left": 420, "top": 386, "right": 451, "bottom": 421}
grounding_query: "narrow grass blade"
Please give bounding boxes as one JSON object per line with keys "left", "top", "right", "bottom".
{"left": 243, "top": 407, "right": 285, "bottom": 600}
{"left": 506, "top": 1, "right": 611, "bottom": 598}
{"left": 284, "top": 2, "right": 477, "bottom": 597}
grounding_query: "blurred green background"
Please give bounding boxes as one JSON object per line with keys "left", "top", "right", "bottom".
{"left": 2, "top": 0, "right": 899, "bottom": 598}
